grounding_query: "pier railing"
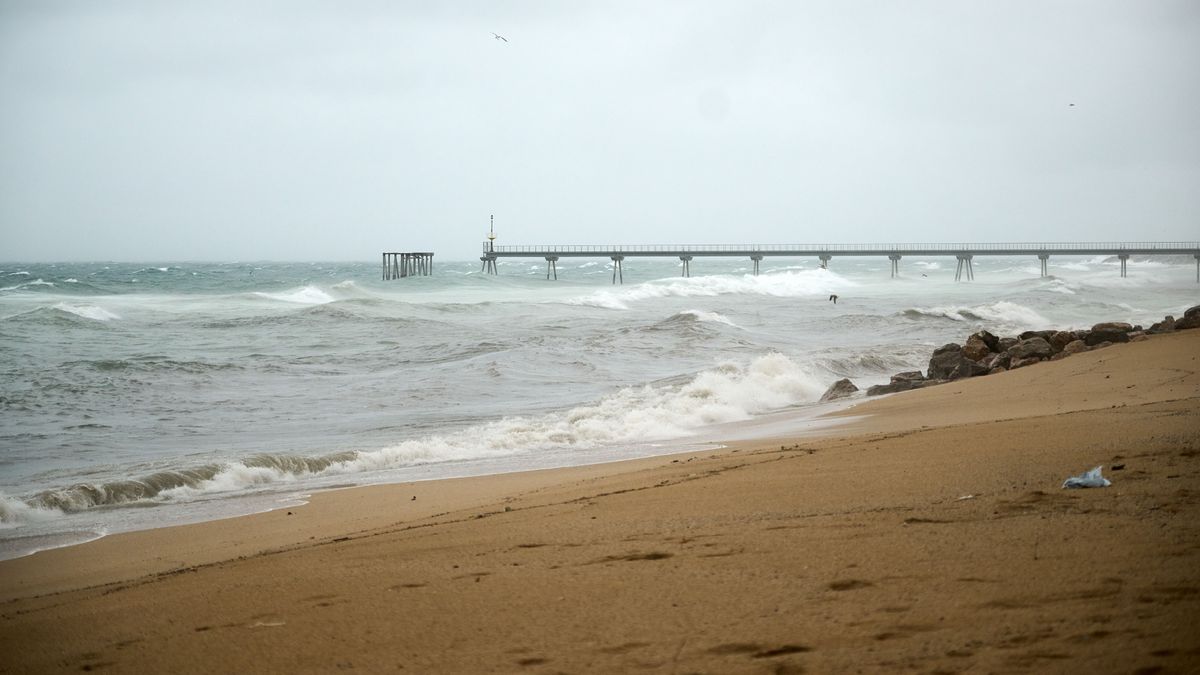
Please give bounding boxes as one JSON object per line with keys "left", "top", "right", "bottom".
{"left": 478, "top": 241, "right": 1200, "bottom": 283}
{"left": 486, "top": 242, "right": 1200, "bottom": 254}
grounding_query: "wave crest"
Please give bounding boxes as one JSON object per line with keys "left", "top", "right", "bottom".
{"left": 901, "top": 300, "right": 1050, "bottom": 332}
{"left": 565, "top": 270, "right": 855, "bottom": 310}
{"left": 1, "top": 354, "right": 826, "bottom": 521}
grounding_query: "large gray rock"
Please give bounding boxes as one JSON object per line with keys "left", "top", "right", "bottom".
{"left": 1049, "top": 331, "right": 1076, "bottom": 354}
{"left": 981, "top": 352, "right": 1009, "bottom": 370}
{"left": 1176, "top": 315, "right": 1200, "bottom": 330}
{"left": 927, "top": 342, "right": 988, "bottom": 381}
{"left": 866, "top": 381, "right": 917, "bottom": 396}
{"left": 962, "top": 335, "right": 992, "bottom": 362}
{"left": 948, "top": 359, "right": 990, "bottom": 379}
{"left": 890, "top": 371, "right": 926, "bottom": 385}
{"left": 1009, "top": 355, "right": 1042, "bottom": 370}
{"left": 1147, "top": 316, "right": 1175, "bottom": 334}
{"left": 866, "top": 371, "right": 928, "bottom": 396}
{"left": 819, "top": 378, "right": 859, "bottom": 402}
{"left": 1176, "top": 306, "right": 1200, "bottom": 330}
{"left": 997, "top": 337, "right": 1019, "bottom": 353}
{"left": 971, "top": 330, "right": 1000, "bottom": 353}
{"left": 1086, "top": 322, "right": 1132, "bottom": 346}
{"left": 1019, "top": 330, "right": 1056, "bottom": 342}
{"left": 1049, "top": 339, "right": 1090, "bottom": 360}
{"left": 926, "top": 343, "right": 964, "bottom": 380}
{"left": 1006, "top": 336, "right": 1054, "bottom": 360}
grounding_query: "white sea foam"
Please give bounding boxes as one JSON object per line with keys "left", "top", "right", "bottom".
{"left": 65, "top": 278, "right": 79, "bottom": 283}
{"left": 679, "top": 309, "right": 741, "bottom": 328}
{"left": 157, "top": 463, "right": 301, "bottom": 501}
{"left": 53, "top": 303, "right": 121, "bottom": 321}
{"left": 0, "top": 493, "right": 62, "bottom": 526}
{"left": 0, "top": 353, "right": 827, "bottom": 520}
{"left": 566, "top": 270, "right": 855, "bottom": 310}
{"left": 1040, "top": 279, "right": 1077, "bottom": 295}
{"left": 254, "top": 285, "right": 336, "bottom": 305}
{"left": 343, "top": 351, "right": 826, "bottom": 472}
{"left": 911, "top": 300, "right": 1050, "bottom": 332}
{"left": 1, "top": 279, "right": 55, "bottom": 292}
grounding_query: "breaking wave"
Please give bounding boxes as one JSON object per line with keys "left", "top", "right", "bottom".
{"left": 0, "top": 352, "right": 825, "bottom": 523}
{"left": 251, "top": 281, "right": 375, "bottom": 306}
{"left": 900, "top": 300, "right": 1051, "bottom": 332}
{"left": 565, "top": 270, "right": 855, "bottom": 310}
{"left": 0, "top": 279, "right": 56, "bottom": 293}
{"left": 52, "top": 303, "right": 121, "bottom": 322}
{"left": 254, "top": 285, "right": 337, "bottom": 305}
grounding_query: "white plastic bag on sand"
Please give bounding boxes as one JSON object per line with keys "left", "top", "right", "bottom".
{"left": 1062, "top": 465, "right": 1112, "bottom": 489}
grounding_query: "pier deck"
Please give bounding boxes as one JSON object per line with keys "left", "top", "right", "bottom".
{"left": 479, "top": 242, "right": 1200, "bottom": 282}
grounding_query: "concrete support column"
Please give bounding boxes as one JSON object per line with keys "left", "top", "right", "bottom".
{"left": 751, "top": 255, "right": 764, "bottom": 276}
{"left": 955, "top": 255, "right": 975, "bottom": 281}
{"left": 679, "top": 256, "right": 692, "bottom": 278}
{"left": 888, "top": 254, "right": 901, "bottom": 278}
{"left": 545, "top": 256, "right": 559, "bottom": 280}
{"left": 611, "top": 256, "right": 625, "bottom": 284}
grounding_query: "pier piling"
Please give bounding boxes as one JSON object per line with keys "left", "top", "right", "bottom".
{"left": 382, "top": 252, "right": 434, "bottom": 280}
{"left": 954, "top": 255, "right": 975, "bottom": 282}
{"left": 611, "top": 256, "right": 625, "bottom": 284}
{"left": 680, "top": 256, "right": 692, "bottom": 277}
{"left": 888, "top": 254, "right": 902, "bottom": 278}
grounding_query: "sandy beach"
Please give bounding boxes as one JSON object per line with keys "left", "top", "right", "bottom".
{"left": 2, "top": 329, "right": 1198, "bottom": 674}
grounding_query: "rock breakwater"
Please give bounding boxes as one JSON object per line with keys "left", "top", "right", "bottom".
{"left": 818, "top": 304, "right": 1200, "bottom": 401}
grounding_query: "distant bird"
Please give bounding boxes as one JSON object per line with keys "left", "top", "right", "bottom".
{"left": 1069, "top": 103, "right": 1075, "bottom": 107}
{"left": 492, "top": 32, "right": 508, "bottom": 42}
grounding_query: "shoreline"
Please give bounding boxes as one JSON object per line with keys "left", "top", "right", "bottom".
{"left": 0, "top": 389, "right": 864, "bottom": 565}
{"left": 2, "top": 330, "right": 1198, "bottom": 672}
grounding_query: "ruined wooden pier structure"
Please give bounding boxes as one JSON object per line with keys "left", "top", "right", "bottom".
{"left": 480, "top": 242, "right": 1200, "bottom": 283}
{"left": 382, "top": 252, "right": 434, "bottom": 280}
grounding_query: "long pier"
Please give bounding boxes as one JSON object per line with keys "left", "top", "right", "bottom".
{"left": 480, "top": 242, "right": 1200, "bottom": 283}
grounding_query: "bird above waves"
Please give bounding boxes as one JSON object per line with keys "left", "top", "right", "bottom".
{"left": 492, "top": 32, "right": 508, "bottom": 42}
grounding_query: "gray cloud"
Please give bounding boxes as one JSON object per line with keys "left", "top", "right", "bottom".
{"left": 2, "top": 1, "right": 1197, "bottom": 261}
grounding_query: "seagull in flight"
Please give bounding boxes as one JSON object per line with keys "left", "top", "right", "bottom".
{"left": 492, "top": 32, "right": 508, "bottom": 42}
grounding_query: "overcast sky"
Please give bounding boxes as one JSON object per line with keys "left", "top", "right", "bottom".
{"left": 2, "top": 1, "right": 1197, "bottom": 261}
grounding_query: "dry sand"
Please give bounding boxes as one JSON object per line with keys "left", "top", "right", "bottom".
{"left": 2, "top": 330, "right": 1198, "bottom": 674}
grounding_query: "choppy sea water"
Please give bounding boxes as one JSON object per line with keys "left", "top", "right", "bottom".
{"left": 1, "top": 255, "right": 1196, "bottom": 559}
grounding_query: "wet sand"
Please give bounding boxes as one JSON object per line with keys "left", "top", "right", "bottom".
{"left": 2, "top": 330, "right": 1198, "bottom": 674}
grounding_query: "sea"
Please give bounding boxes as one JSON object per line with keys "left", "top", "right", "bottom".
{"left": 1, "top": 254, "right": 1197, "bottom": 559}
